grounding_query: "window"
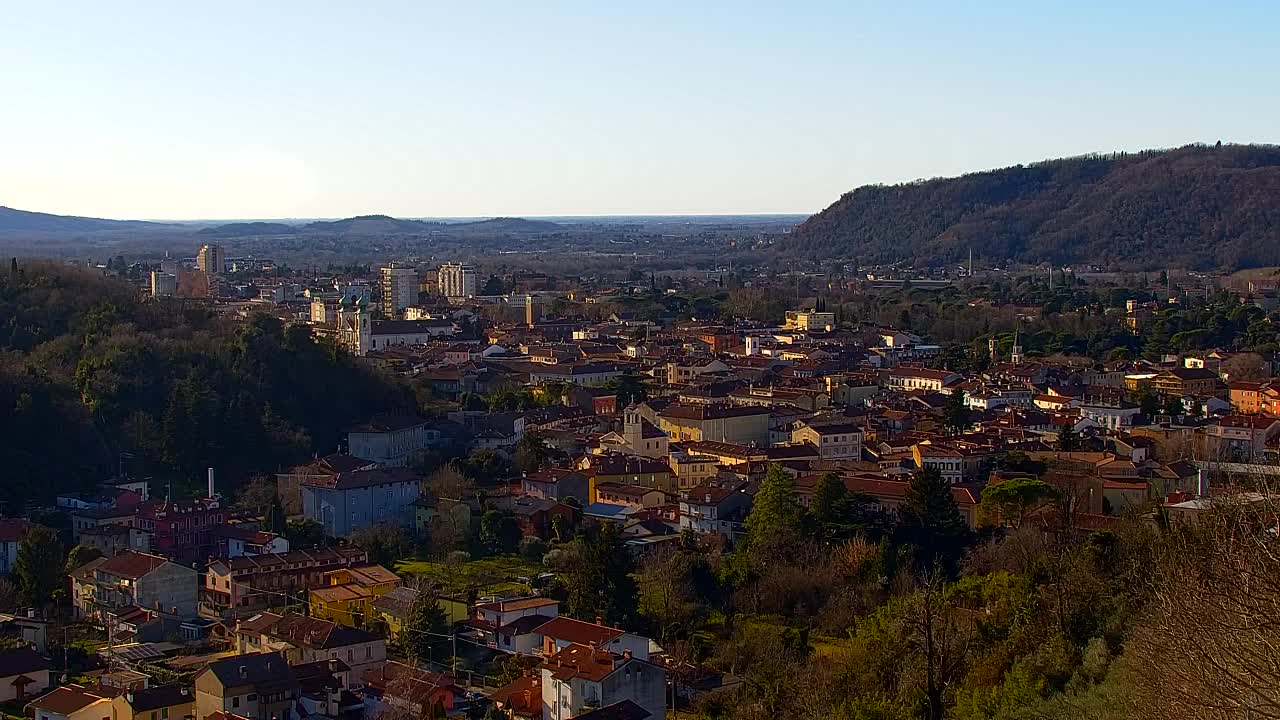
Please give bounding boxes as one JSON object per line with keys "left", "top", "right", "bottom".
{"left": 232, "top": 697, "right": 240, "bottom": 708}
{"left": 162, "top": 709, "right": 168, "bottom": 719}
{"left": 246, "top": 694, "right": 257, "bottom": 702}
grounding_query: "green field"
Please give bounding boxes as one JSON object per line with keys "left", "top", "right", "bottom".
{"left": 394, "top": 556, "right": 545, "bottom": 596}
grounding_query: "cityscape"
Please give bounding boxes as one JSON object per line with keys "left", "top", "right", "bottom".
{"left": 2, "top": 4, "right": 1279, "bottom": 720}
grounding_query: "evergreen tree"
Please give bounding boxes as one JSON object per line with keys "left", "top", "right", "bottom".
{"left": 897, "top": 468, "right": 970, "bottom": 576}
{"left": 744, "top": 464, "right": 804, "bottom": 546}
{"left": 16, "top": 526, "right": 64, "bottom": 607}
{"left": 563, "top": 522, "right": 637, "bottom": 625}
{"left": 405, "top": 589, "right": 450, "bottom": 661}
{"left": 1058, "top": 424, "right": 1080, "bottom": 451}
{"left": 810, "top": 472, "right": 847, "bottom": 527}
{"left": 944, "top": 390, "right": 970, "bottom": 434}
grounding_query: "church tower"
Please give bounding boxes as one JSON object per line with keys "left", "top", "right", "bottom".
{"left": 1010, "top": 329, "right": 1024, "bottom": 365}
{"left": 338, "top": 295, "right": 372, "bottom": 356}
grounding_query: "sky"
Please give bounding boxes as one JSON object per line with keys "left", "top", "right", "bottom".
{"left": 2, "top": 1, "right": 1277, "bottom": 220}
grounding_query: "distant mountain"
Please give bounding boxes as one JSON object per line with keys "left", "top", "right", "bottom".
{"left": 0, "top": 206, "right": 170, "bottom": 233}
{"left": 301, "top": 215, "right": 445, "bottom": 235}
{"left": 197, "top": 221, "right": 298, "bottom": 237}
{"left": 447, "top": 217, "right": 562, "bottom": 233}
{"left": 783, "top": 144, "right": 1280, "bottom": 271}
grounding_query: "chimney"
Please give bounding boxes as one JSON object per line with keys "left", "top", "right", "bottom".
{"left": 207, "top": 468, "right": 216, "bottom": 500}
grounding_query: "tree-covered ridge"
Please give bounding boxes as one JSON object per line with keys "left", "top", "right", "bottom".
{"left": 0, "top": 263, "right": 412, "bottom": 508}
{"left": 786, "top": 144, "right": 1280, "bottom": 271}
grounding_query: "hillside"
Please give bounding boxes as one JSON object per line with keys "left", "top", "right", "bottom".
{"left": 0, "top": 206, "right": 171, "bottom": 233}
{"left": 785, "top": 144, "right": 1280, "bottom": 271}
{"left": 301, "top": 214, "right": 445, "bottom": 235}
{"left": 197, "top": 221, "right": 298, "bottom": 236}
{"left": 447, "top": 217, "right": 562, "bottom": 234}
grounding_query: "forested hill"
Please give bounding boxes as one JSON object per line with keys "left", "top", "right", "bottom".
{"left": 0, "top": 262, "right": 413, "bottom": 510}
{"left": 785, "top": 144, "right": 1280, "bottom": 271}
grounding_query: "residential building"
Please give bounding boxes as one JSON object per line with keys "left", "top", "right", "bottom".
{"left": 347, "top": 414, "right": 439, "bottom": 467}
{"left": 667, "top": 452, "right": 719, "bottom": 490}
{"left": 150, "top": 271, "right": 177, "bottom": 298}
{"left": 308, "top": 565, "right": 401, "bottom": 628}
{"left": 0, "top": 519, "right": 33, "bottom": 576}
{"left": 235, "top": 612, "right": 387, "bottom": 677}
{"left": 791, "top": 421, "right": 863, "bottom": 459}
{"left": 0, "top": 647, "right": 50, "bottom": 702}
{"left": 655, "top": 403, "right": 771, "bottom": 447}
{"left": 276, "top": 454, "right": 378, "bottom": 515}
{"left": 362, "top": 662, "right": 457, "bottom": 719}
{"left": 678, "top": 482, "right": 753, "bottom": 541}
{"left": 372, "top": 587, "right": 469, "bottom": 640}
{"left": 27, "top": 685, "right": 116, "bottom": 720}
{"left": 1203, "top": 415, "right": 1280, "bottom": 461}
{"left": 886, "top": 368, "right": 958, "bottom": 392}
{"left": 520, "top": 469, "right": 591, "bottom": 502}
{"left": 194, "top": 652, "right": 299, "bottom": 720}
{"left": 132, "top": 498, "right": 235, "bottom": 565}
{"left": 580, "top": 454, "right": 675, "bottom": 496}
{"left": 196, "top": 244, "right": 225, "bottom": 275}
{"left": 73, "top": 550, "right": 198, "bottom": 621}
{"left": 202, "top": 547, "right": 369, "bottom": 620}
{"left": 1152, "top": 367, "right": 1226, "bottom": 398}
{"left": 595, "top": 407, "right": 669, "bottom": 459}
{"left": 438, "top": 262, "right": 477, "bottom": 300}
{"left": 540, "top": 643, "right": 665, "bottom": 720}
{"left": 110, "top": 685, "right": 195, "bottom": 720}
{"left": 784, "top": 309, "right": 836, "bottom": 332}
{"left": 301, "top": 467, "right": 421, "bottom": 537}
{"left": 380, "top": 265, "right": 418, "bottom": 318}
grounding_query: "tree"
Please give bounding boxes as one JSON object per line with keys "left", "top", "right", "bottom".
{"left": 480, "top": 275, "right": 505, "bottom": 296}
{"left": 513, "top": 434, "right": 557, "bottom": 474}
{"left": 944, "top": 390, "right": 970, "bottom": 434}
{"left": 744, "top": 465, "right": 804, "bottom": 547}
{"left": 479, "top": 511, "right": 522, "bottom": 555}
{"left": 234, "top": 475, "right": 279, "bottom": 511}
{"left": 285, "top": 519, "right": 326, "bottom": 549}
{"left": 66, "top": 544, "right": 104, "bottom": 573}
{"left": 555, "top": 522, "right": 637, "bottom": 625}
{"left": 810, "top": 472, "right": 847, "bottom": 528}
{"left": 404, "top": 583, "right": 450, "bottom": 662}
{"left": 15, "top": 526, "right": 64, "bottom": 607}
{"left": 349, "top": 523, "right": 412, "bottom": 566}
{"left": 980, "top": 477, "right": 1058, "bottom": 528}
{"left": 608, "top": 372, "right": 649, "bottom": 406}
{"left": 897, "top": 468, "right": 970, "bottom": 576}
{"left": 426, "top": 464, "right": 474, "bottom": 500}
{"left": 1058, "top": 424, "right": 1080, "bottom": 452}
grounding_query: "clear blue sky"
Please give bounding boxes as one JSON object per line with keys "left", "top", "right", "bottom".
{"left": 2, "top": 1, "right": 1276, "bottom": 219}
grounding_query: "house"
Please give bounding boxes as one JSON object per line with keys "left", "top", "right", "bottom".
{"left": 300, "top": 467, "right": 421, "bottom": 537}
{"left": 26, "top": 685, "right": 116, "bottom": 720}
{"left": 193, "top": 652, "right": 300, "bottom": 720}
{"left": 1152, "top": 367, "right": 1225, "bottom": 398}
{"left": 73, "top": 551, "right": 198, "bottom": 621}
{"left": 580, "top": 454, "right": 676, "bottom": 496}
{"left": 276, "top": 455, "right": 379, "bottom": 515}
{"left": 203, "top": 547, "right": 369, "bottom": 620}
{"left": 70, "top": 506, "right": 137, "bottom": 545}
{"left": 678, "top": 482, "right": 753, "bottom": 541}
{"left": 590, "top": 484, "right": 666, "bottom": 509}
{"left": 79, "top": 524, "right": 151, "bottom": 558}
{"left": 0, "top": 647, "right": 50, "bottom": 702}
{"left": 490, "top": 673, "right": 542, "bottom": 719}
{"left": 211, "top": 527, "right": 289, "bottom": 559}
{"left": 347, "top": 414, "right": 441, "bottom": 468}
{"left": 667, "top": 452, "right": 720, "bottom": 490}
{"left": 0, "top": 519, "right": 34, "bottom": 576}
{"left": 887, "top": 368, "right": 958, "bottom": 393}
{"left": 1203, "top": 415, "right": 1280, "bottom": 461}
{"left": 595, "top": 408, "right": 669, "bottom": 459}
{"left": 520, "top": 469, "right": 591, "bottom": 503}
{"left": 362, "top": 661, "right": 457, "bottom": 719}
{"left": 510, "top": 498, "right": 578, "bottom": 540}
{"left": 308, "top": 565, "right": 401, "bottom": 628}
{"left": 572, "top": 701, "right": 653, "bottom": 720}
{"left": 470, "top": 597, "right": 560, "bottom": 654}
{"left": 790, "top": 421, "right": 863, "bottom": 460}
{"left": 540, "top": 644, "right": 665, "bottom": 720}
{"left": 110, "top": 684, "right": 196, "bottom": 720}
{"left": 535, "top": 616, "right": 651, "bottom": 661}
{"left": 235, "top": 612, "right": 387, "bottom": 677}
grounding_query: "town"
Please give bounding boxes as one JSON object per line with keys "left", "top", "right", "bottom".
{"left": 2, "top": 239, "right": 1279, "bottom": 720}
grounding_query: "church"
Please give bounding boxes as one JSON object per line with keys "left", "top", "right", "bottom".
{"left": 337, "top": 295, "right": 456, "bottom": 356}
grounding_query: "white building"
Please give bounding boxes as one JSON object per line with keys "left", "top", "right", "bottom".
{"left": 380, "top": 265, "right": 418, "bottom": 319}
{"left": 438, "top": 262, "right": 477, "bottom": 300}
{"left": 540, "top": 644, "right": 665, "bottom": 720}
{"left": 338, "top": 296, "right": 455, "bottom": 356}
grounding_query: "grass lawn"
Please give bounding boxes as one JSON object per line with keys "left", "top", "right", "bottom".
{"left": 395, "top": 555, "right": 545, "bottom": 596}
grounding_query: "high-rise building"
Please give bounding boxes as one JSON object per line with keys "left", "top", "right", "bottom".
{"left": 150, "top": 271, "right": 177, "bottom": 298}
{"left": 380, "top": 265, "right": 418, "bottom": 318}
{"left": 196, "top": 244, "right": 225, "bottom": 275}
{"left": 438, "top": 262, "right": 477, "bottom": 300}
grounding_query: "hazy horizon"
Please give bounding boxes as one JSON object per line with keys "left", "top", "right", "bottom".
{"left": 4, "top": 2, "right": 1277, "bottom": 219}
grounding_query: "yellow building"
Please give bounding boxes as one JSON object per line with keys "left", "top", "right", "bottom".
{"left": 110, "top": 685, "right": 196, "bottom": 720}
{"left": 308, "top": 565, "right": 400, "bottom": 628}
{"left": 372, "top": 586, "right": 469, "bottom": 639}
{"left": 669, "top": 453, "right": 720, "bottom": 490}
{"left": 655, "top": 403, "right": 771, "bottom": 446}
{"left": 578, "top": 453, "right": 675, "bottom": 498}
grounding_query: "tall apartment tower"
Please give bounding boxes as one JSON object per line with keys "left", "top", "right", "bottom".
{"left": 438, "top": 262, "right": 477, "bottom": 300}
{"left": 196, "top": 244, "right": 225, "bottom": 275}
{"left": 380, "top": 265, "right": 417, "bottom": 318}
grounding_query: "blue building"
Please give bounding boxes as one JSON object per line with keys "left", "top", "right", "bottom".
{"left": 301, "top": 468, "right": 421, "bottom": 537}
